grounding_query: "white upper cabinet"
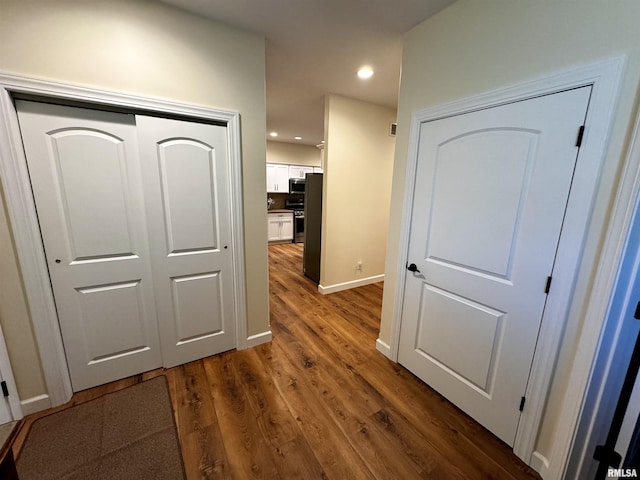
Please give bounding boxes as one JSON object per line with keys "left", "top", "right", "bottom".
{"left": 289, "top": 165, "right": 313, "bottom": 180}
{"left": 266, "top": 163, "right": 321, "bottom": 193}
{"left": 266, "top": 163, "right": 289, "bottom": 193}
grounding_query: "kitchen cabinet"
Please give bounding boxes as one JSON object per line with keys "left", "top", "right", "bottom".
{"left": 289, "top": 165, "right": 314, "bottom": 180}
{"left": 266, "top": 163, "right": 289, "bottom": 193}
{"left": 268, "top": 211, "right": 294, "bottom": 243}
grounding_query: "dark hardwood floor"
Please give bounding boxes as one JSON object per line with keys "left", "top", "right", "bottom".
{"left": 15, "top": 243, "right": 540, "bottom": 479}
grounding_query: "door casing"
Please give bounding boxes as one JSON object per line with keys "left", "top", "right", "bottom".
{"left": 0, "top": 73, "right": 248, "bottom": 409}
{"left": 382, "top": 56, "right": 625, "bottom": 468}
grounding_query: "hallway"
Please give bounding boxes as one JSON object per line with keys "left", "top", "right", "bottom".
{"left": 16, "top": 243, "right": 540, "bottom": 479}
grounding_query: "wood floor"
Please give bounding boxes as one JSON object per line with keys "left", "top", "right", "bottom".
{"left": 15, "top": 243, "right": 540, "bottom": 479}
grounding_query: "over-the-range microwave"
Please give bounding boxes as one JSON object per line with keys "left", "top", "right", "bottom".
{"left": 289, "top": 178, "right": 305, "bottom": 194}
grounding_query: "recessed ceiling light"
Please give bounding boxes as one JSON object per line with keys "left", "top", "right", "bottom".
{"left": 357, "top": 66, "right": 374, "bottom": 79}
{"left": 269, "top": 132, "right": 278, "bottom": 137}
{"left": 294, "top": 136, "right": 302, "bottom": 140}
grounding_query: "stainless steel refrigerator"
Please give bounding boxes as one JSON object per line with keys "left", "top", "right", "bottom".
{"left": 303, "top": 173, "right": 322, "bottom": 283}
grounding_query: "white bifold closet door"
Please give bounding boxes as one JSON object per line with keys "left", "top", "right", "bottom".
{"left": 16, "top": 101, "right": 236, "bottom": 392}
{"left": 136, "top": 115, "right": 235, "bottom": 369}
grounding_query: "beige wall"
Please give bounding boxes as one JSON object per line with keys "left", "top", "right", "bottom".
{"left": 267, "top": 141, "right": 321, "bottom": 167}
{"left": 322, "top": 95, "right": 396, "bottom": 288}
{"left": 0, "top": 0, "right": 268, "bottom": 400}
{"left": 380, "top": 0, "right": 640, "bottom": 465}
{"left": 0, "top": 184, "right": 45, "bottom": 400}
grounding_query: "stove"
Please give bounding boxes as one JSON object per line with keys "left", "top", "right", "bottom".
{"left": 285, "top": 199, "right": 305, "bottom": 243}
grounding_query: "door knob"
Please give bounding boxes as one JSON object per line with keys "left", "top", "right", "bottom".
{"left": 407, "top": 263, "right": 420, "bottom": 273}
{"left": 55, "top": 259, "right": 61, "bottom": 264}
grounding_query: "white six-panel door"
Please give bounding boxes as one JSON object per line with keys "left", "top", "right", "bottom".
{"left": 136, "top": 115, "right": 235, "bottom": 368}
{"left": 398, "top": 87, "right": 591, "bottom": 445}
{"left": 17, "top": 101, "right": 236, "bottom": 391}
{"left": 16, "top": 101, "right": 162, "bottom": 391}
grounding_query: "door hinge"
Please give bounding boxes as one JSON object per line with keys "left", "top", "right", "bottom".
{"left": 1, "top": 381, "right": 9, "bottom": 397}
{"left": 545, "top": 276, "right": 553, "bottom": 295}
{"left": 519, "top": 396, "right": 526, "bottom": 412}
{"left": 576, "top": 125, "right": 585, "bottom": 148}
{"left": 593, "top": 444, "right": 622, "bottom": 470}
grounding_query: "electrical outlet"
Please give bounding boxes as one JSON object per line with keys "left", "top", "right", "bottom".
{"left": 356, "top": 260, "right": 362, "bottom": 272}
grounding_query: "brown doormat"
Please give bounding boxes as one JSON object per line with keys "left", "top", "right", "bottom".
{"left": 16, "top": 376, "right": 185, "bottom": 480}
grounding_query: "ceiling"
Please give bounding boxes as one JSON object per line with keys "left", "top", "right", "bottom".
{"left": 159, "top": 0, "right": 456, "bottom": 146}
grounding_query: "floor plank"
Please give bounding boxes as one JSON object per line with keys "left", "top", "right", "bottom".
{"left": 14, "top": 243, "right": 540, "bottom": 479}
{"left": 169, "top": 362, "right": 230, "bottom": 480}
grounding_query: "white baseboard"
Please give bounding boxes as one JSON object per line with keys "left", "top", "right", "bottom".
{"left": 376, "top": 338, "right": 393, "bottom": 359}
{"left": 20, "top": 394, "right": 51, "bottom": 416}
{"left": 246, "top": 330, "right": 272, "bottom": 348}
{"left": 318, "top": 274, "right": 384, "bottom": 295}
{"left": 531, "top": 451, "right": 551, "bottom": 478}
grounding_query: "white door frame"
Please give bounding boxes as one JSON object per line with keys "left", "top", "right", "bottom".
{"left": 557, "top": 76, "right": 640, "bottom": 478}
{"left": 0, "top": 73, "right": 248, "bottom": 407}
{"left": 386, "top": 56, "right": 625, "bottom": 467}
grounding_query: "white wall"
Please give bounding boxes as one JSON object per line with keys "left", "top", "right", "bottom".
{"left": 379, "top": 0, "right": 640, "bottom": 471}
{"left": 321, "top": 95, "right": 396, "bottom": 290}
{"left": 0, "top": 0, "right": 268, "bottom": 401}
{"left": 266, "top": 141, "right": 321, "bottom": 167}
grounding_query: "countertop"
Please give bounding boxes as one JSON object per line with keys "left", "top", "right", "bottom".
{"left": 268, "top": 209, "right": 294, "bottom": 214}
